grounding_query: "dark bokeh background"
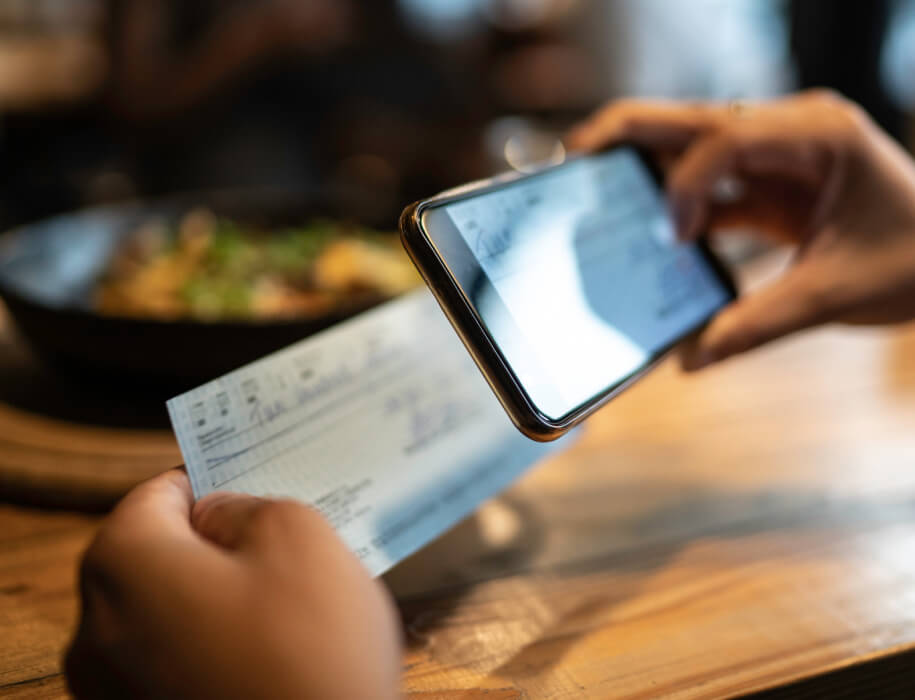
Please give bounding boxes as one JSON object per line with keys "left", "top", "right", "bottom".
{"left": 0, "top": 0, "right": 912, "bottom": 231}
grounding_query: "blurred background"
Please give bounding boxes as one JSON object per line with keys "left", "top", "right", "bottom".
{"left": 0, "top": 0, "right": 913, "bottom": 230}
{"left": 0, "top": 0, "right": 913, "bottom": 501}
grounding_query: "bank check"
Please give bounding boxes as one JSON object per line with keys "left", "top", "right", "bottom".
{"left": 167, "top": 290, "right": 570, "bottom": 576}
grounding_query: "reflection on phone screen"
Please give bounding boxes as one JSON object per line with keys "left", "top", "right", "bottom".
{"left": 428, "top": 148, "right": 731, "bottom": 419}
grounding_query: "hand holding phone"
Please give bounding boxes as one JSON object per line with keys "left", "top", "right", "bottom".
{"left": 569, "top": 93, "right": 915, "bottom": 371}
{"left": 401, "top": 146, "right": 735, "bottom": 440}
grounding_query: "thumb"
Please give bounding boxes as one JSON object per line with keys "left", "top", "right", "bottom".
{"left": 192, "top": 491, "right": 271, "bottom": 551}
{"left": 681, "top": 262, "right": 834, "bottom": 370}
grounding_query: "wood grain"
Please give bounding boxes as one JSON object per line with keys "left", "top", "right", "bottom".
{"left": 3, "top": 250, "right": 915, "bottom": 698}
{"left": 387, "top": 252, "right": 915, "bottom": 698}
{"left": 0, "top": 506, "right": 96, "bottom": 698}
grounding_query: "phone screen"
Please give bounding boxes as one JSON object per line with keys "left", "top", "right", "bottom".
{"left": 420, "top": 147, "right": 734, "bottom": 421}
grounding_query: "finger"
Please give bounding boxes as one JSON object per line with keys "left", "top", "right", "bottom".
{"left": 191, "top": 491, "right": 270, "bottom": 550}
{"left": 667, "top": 132, "right": 740, "bottom": 240}
{"left": 105, "top": 468, "right": 196, "bottom": 542}
{"left": 566, "top": 99, "right": 725, "bottom": 153}
{"left": 739, "top": 137, "right": 831, "bottom": 186}
{"left": 65, "top": 625, "right": 139, "bottom": 700}
{"left": 68, "top": 471, "right": 215, "bottom": 699}
{"left": 193, "top": 494, "right": 340, "bottom": 562}
{"left": 680, "top": 262, "right": 835, "bottom": 370}
{"left": 669, "top": 131, "right": 828, "bottom": 240}
{"left": 706, "top": 177, "right": 820, "bottom": 242}
{"left": 80, "top": 469, "right": 217, "bottom": 600}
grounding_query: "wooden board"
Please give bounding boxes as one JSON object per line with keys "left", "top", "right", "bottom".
{"left": 0, "top": 304, "right": 181, "bottom": 509}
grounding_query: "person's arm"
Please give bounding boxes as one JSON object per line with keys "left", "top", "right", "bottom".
{"left": 567, "top": 89, "right": 915, "bottom": 369}
{"left": 65, "top": 470, "right": 402, "bottom": 699}
{"left": 111, "top": 0, "right": 351, "bottom": 121}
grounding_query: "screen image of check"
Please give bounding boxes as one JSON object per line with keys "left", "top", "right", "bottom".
{"left": 167, "top": 290, "right": 570, "bottom": 576}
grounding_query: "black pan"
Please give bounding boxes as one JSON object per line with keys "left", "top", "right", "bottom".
{"left": 0, "top": 189, "right": 397, "bottom": 396}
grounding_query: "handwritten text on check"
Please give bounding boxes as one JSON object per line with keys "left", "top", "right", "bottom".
{"left": 168, "top": 291, "right": 569, "bottom": 576}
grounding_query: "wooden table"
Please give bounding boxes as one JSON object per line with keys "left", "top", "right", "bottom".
{"left": 3, "top": 253, "right": 915, "bottom": 698}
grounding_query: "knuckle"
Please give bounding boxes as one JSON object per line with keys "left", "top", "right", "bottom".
{"left": 837, "top": 101, "right": 872, "bottom": 132}
{"left": 806, "top": 88, "right": 873, "bottom": 131}
{"left": 803, "top": 87, "right": 845, "bottom": 105}
{"left": 592, "top": 98, "right": 615, "bottom": 116}
{"left": 601, "top": 97, "right": 633, "bottom": 116}
{"left": 578, "top": 100, "right": 616, "bottom": 130}
{"left": 599, "top": 98, "right": 638, "bottom": 129}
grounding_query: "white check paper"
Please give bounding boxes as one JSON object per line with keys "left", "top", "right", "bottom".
{"left": 167, "top": 291, "right": 568, "bottom": 576}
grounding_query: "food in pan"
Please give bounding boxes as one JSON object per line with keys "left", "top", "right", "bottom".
{"left": 94, "top": 209, "right": 419, "bottom": 320}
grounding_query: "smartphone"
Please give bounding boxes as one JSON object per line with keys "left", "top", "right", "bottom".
{"left": 400, "top": 145, "right": 736, "bottom": 441}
